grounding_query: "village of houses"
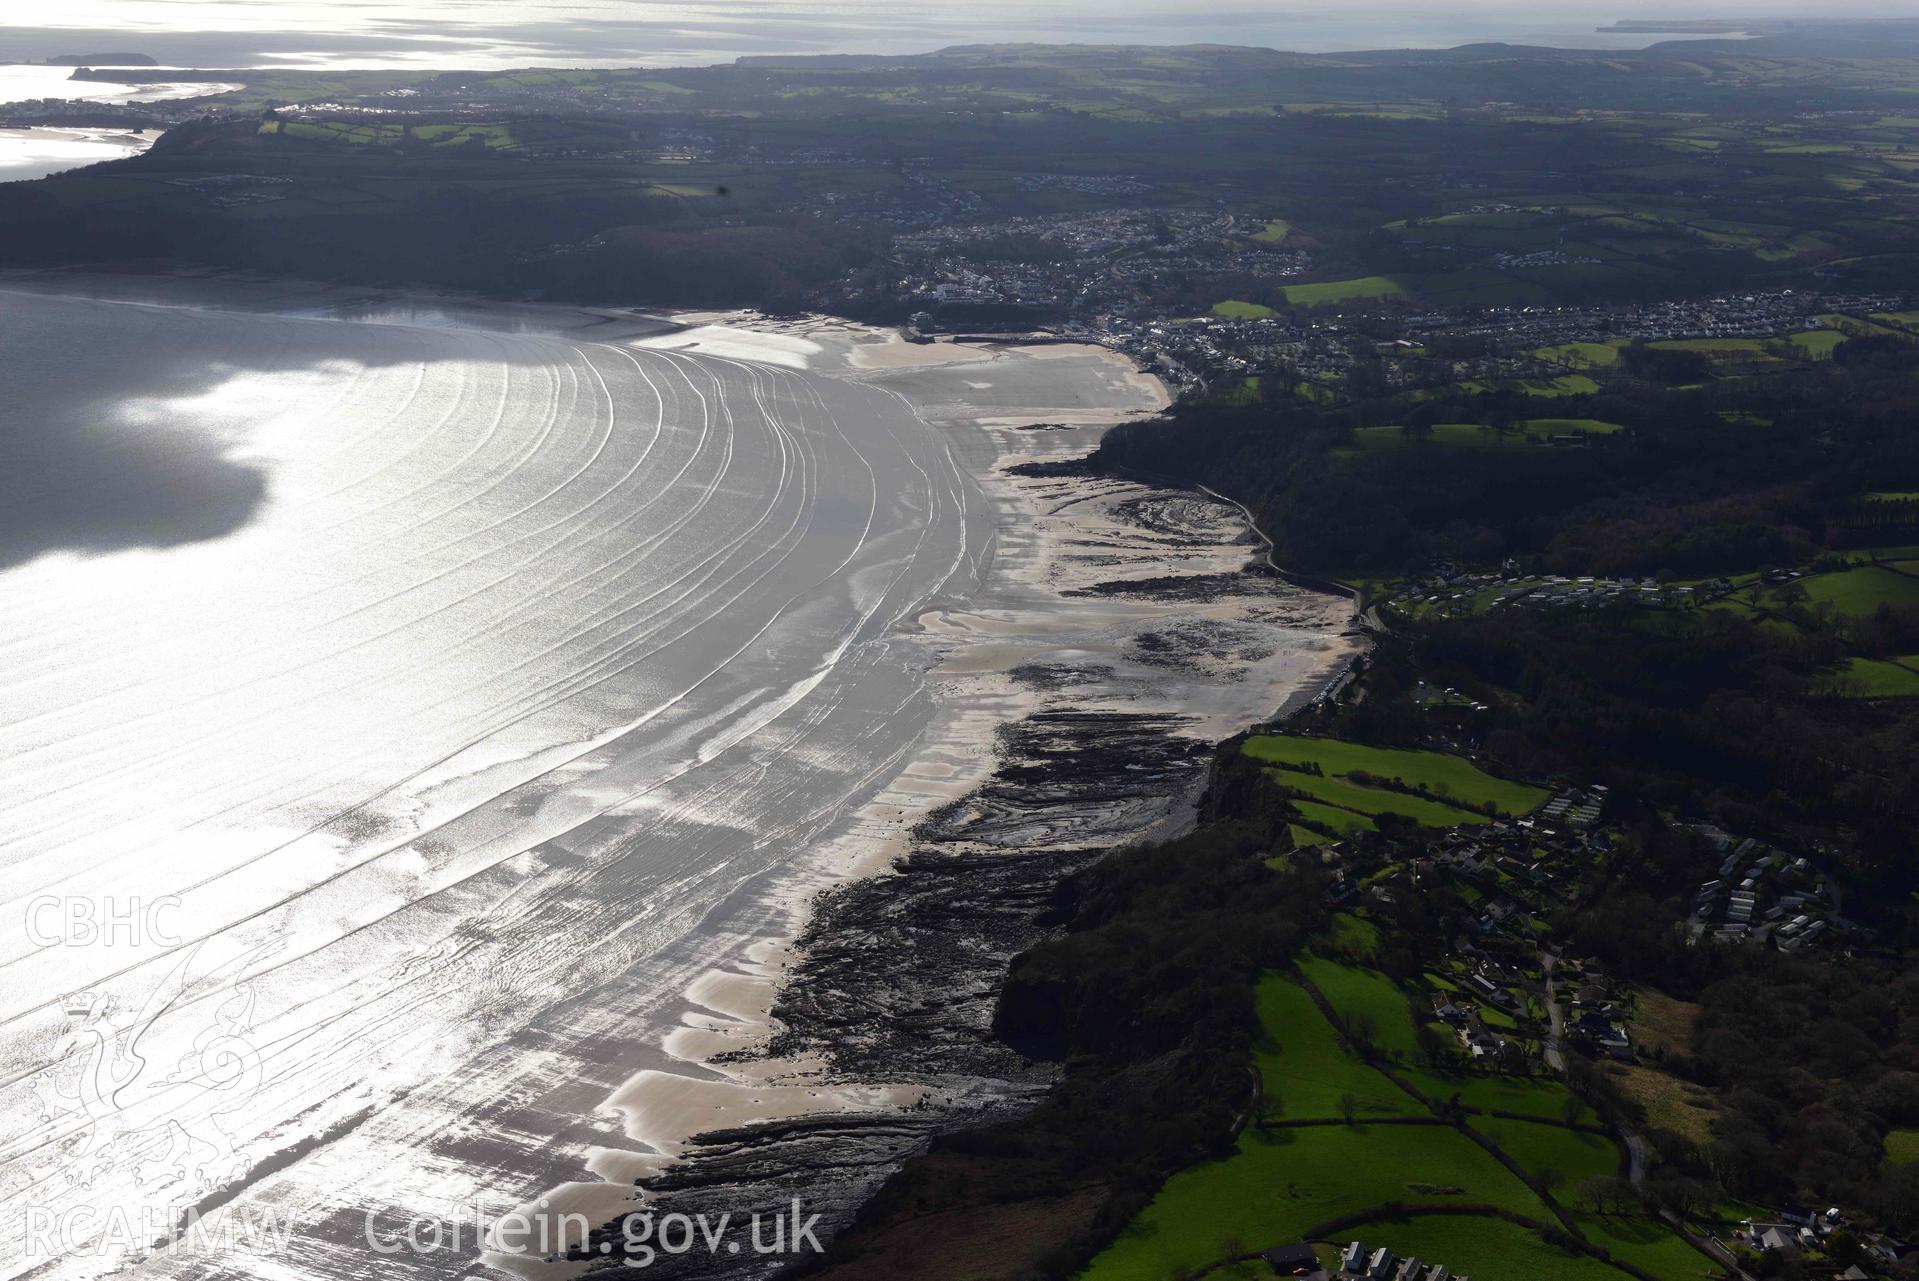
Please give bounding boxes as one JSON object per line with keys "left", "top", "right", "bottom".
{"left": 1279, "top": 764, "right": 1891, "bottom": 1280}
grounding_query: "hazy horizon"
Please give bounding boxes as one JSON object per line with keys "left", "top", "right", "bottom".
{"left": 1, "top": 0, "right": 1908, "bottom": 70}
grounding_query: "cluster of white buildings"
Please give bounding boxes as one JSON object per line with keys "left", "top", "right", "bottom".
{"left": 1689, "top": 831, "right": 1842, "bottom": 950}
{"left": 1338, "top": 1240, "right": 1467, "bottom": 1281}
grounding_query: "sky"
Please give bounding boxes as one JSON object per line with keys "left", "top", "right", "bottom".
{"left": 0, "top": 0, "right": 1904, "bottom": 69}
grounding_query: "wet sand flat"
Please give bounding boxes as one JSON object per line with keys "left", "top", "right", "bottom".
{"left": 495, "top": 326, "right": 1360, "bottom": 1275}
{"left": 0, "top": 277, "right": 1351, "bottom": 1281}
{"left": 0, "top": 126, "right": 156, "bottom": 182}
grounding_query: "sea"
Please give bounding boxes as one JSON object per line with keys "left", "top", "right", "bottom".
{"left": 0, "top": 0, "right": 1856, "bottom": 72}
{"left": 0, "top": 284, "right": 1005, "bottom": 1280}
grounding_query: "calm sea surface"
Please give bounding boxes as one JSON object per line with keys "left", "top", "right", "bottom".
{"left": 0, "top": 286, "right": 997, "bottom": 1279}
{"left": 0, "top": 0, "right": 1834, "bottom": 70}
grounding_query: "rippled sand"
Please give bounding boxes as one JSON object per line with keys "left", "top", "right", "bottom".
{"left": 482, "top": 324, "right": 1359, "bottom": 1275}
{"left": 0, "top": 278, "right": 1349, "bottom": 1281}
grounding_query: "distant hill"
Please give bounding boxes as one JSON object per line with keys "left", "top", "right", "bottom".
{"left": 48, "top": 53, "right": 158, "bottom": 67}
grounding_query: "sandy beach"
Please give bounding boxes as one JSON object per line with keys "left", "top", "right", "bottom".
{"left": 0, "top": 273, "right": 1356, "bottom": 1281}
{"left": 0, "top": 126, "right": 158, "bottom": 182}
{"left": 485, "top": 315, "right": 1363, "bottom": 1273}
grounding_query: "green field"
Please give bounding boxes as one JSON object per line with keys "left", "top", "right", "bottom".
{"left": 1361, "top": 1215, "right": 1631, "bottom": 1281}
{"left": 1480, "top": 1004, "right": 1523, "bottom": 1030}
{"left": 1648, "top": 337, "right": 1775, "bottom": 358}
{"left": 1820, "top": 312, "right": 1912, "bottom": 339}
{"left": 1404, "top": 1070, "right": 1591, "bottom": 1123}
{"left": 410, "top": 122, "right": 518, "bottom": 148}
{"left": 1535, "top": 341, "right": 1624, "bottom": 367}
{"left": 1521, "top": 373, "right": 1602, "bottom": 396}
{"left": 1887, "top": 1128, "right": 1919, "bottom": 1166}
{"left": 1762, "top": 141, "right": 1851, "bottom": 154}
{"left": 274, "top": 120, "right": 405, "bottom": 145}
{"left": 1267, "top": 771, "right": 1507, "bottom": 827}
{"left": 1253, "top": 977, "right": 1414, "bottom": 1120}
{"left": 266, "top": 119, "right": 521, "bottom": 150}
{"left": 1212, "top": 299, "right": 1277, "bottom": 319}
{"left": 1489, "top": 1118, "right": 1620, "bottom": 1186}
{"left": 1831, "top": 657, "right": 1919, "bottom": 697}
{"left": 1577, "top": 1211, "right": 1723, "bottom": 1281}
{"left": 1457, "top": 373, "right": 1603, "bottom": 398}
{"left": 1299, "top": 954, "right": 1424, "bottom": 1059}
{"left": 1798, "top": 566, "right": 1919, "bottom": 617}
{"left": 1788, "top": 328, "right": 1847, "bottom": 358}
{"left": 1329, "top": 912, "right": 1382, "bottom": 959}
{"left": 1244, "top": 735, "right": 1549, "bottom": 816}
{"left": 1282, "top": 275, "right": 1408, "bottom": 305}
{"left": 1080, "top": 960, "right": 1674, "bottom": 1281}
{"left": 1077, "top": 1122, "right": 1588, "bottom": 1281}
{"left": 1290, "top": 799, "right": 1379, "bottom": 834}
{"left": 1251, "top": 218, "right": 1292, "bottom": 243}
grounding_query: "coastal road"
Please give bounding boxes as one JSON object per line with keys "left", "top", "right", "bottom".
{"left": 1539, "top": 950, "right": 1648, "bottom": 1187}
{"left": 1540, "top": 950, "right": 1567, "bottom": 1073}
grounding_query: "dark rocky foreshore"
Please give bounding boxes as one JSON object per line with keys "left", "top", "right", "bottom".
{"left": 576, "top": 707, "right": 1213, "bottom": 1277}
{"left": 571, "top": 477, "right": 1352, "bottom": 1279}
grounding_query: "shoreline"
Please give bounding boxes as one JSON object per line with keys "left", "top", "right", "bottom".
{"left": 473, "top": 314, "right": 1191, "bottom": 1272}
{"left": 0, "top": 126, "right": 158, "bottom": 182}
{"left": 0, "top": 271, "right": 1355, "bottom": 1278}
{"left": 520, "top": 316, "right": 1362, "bottom": 1275}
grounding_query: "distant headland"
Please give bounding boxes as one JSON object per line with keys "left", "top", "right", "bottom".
{"left": 44, "top": 53, "right": 159, "bottom": 67}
